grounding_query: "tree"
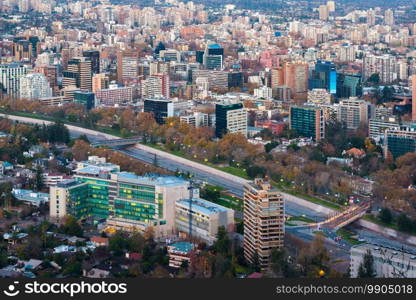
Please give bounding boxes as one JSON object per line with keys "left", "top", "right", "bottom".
{"left": 213, "top": 226, "right": 230, "bottom": 256}
{"left": 246, "top": 165, "right": 266, "bottom": 179}
{"left": 358, "top": 250, "right": 376, "bottom": 278}
{"left": 61, "top": 216, "right": 83, "bottom": 237}
{"left": 379, "top": 208, "right": 393, "bottom": 224}
{"left": 397, "top": 213, "right": 414, "bottom": 233}
{"left": 109, "top": 232, "right": 129, "bottom": 256}
{"left": 35, "top": 165, "right": 44, "bottom": 191}
{"left": 367, "top": 73, "right": 380, "bottom": 85}
{"left": 250, "top": 251, "right": 261, "bottom": 272}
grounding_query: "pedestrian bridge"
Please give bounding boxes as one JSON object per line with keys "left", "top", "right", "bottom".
{"left": 289, "top": 202, "right": 371, "bottom": 230}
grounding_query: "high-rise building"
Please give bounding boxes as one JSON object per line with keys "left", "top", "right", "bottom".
{"left": 363, "top": 54, "right": 396, "bottom": 84}
{"left": 327, "top": 1, "right": 335, "bottom": 12}
{"left": 369, "top": 116, "right": 400, "bottom": 144}
{"left": 283, "top": 61, "right": 308, "bottom": 101}
{"left": 144, "top": 99, "right": 174, "bottom": 124}
{"left": 319, "top": 5, "right": 329, "bottom": 21}
{"left": 385, "top": 125, "right": 416, "bottom": 158}
{"left": 384, "top": 9, "right": 394, "bottom": 26}
{"left": 92, "top": 73, "right": 110, "bottom": 93}
{"left": 95, "top": 84, "right": 133, "bottom": 106}
{"left": 338, "top": 97, "right": 373, "bottom": 130}
{"left": 0, "top": 63, "right": 28, "bottom": 96}
{"left": 412, "top": 75, "right": 416, "bottom": 121}
{"left": 117, "top": 50, "right": 139, "bottom": 83}
{"left": 289, "top": 105, "right": 325, "bottom": 141}
{"left": 254, "top": 86, "right": 273, "bottom": 99}
{"left": 336, "top": 74, "right": 362, "bottom": 99}
{"left": 141, "top": 75, "right": 170, "bottom": 99}
{"left": 13, "top": 39, "right": 32, "bottom": 61}
{"left": 271, "top": 68, "right": 284, "bottom": 89}
{"left": 203, "top": 44, "right": 224, "bottom": 70}
{"left": 191, "top": 70, "right": 228, "bottom": 90}
{"left": 228, "top": 72, "right": 244, "bottom": 88}
{"left": 83, "top": 50, "right": 100, "bottom": 74}
{"left": 19, "top": 73, "right": 52, "bottom": 100}
{"left": 34, "top": 66, "right": 58, "bottom": 91}
{"left": 367, "top": 9, "right": 376, "bottom": 26}
{"left": 244, "top": 178, "right": 284, "bottom": 271}
{"left": 215, "top": 101, "right": 247, "bottom": 138}
{"left": 338, "top": 44, "right": 356, "bottom": 63}
{"left": 74, "top": 91, "right": 95, "bottom": 110}
{"left": 307, "top": 88, "right": 332, "bottom": 104}
{"left": 309, "top": 60, "right": 337, "bottom": 94}
{"left": 63, "top": 57, "right": 92, "bottom": 91}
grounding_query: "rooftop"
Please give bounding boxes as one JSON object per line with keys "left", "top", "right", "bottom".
{"left": 168, "top": 241, "right": 194, "bottom": 253}
{"left": 117, "top": 172, "right": 189, "bottom": 187}
{"left": 176, "top": 198, "right": 232, "bottom": 215}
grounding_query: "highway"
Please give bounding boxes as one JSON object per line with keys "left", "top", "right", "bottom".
{"left": 4, "top": 113, "right": 414, "bottom": 258}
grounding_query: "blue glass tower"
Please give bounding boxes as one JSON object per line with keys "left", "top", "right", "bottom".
{"left": 309, "top": 60, "right": 337, "bottom": 94}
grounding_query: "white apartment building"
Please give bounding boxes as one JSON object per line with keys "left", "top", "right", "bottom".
{"left": 20, "top": 73, "right": 52, "bottom": 100}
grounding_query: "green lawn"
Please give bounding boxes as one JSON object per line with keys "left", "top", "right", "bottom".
{"left": 288, "top": 215, "right": 315, "bottom": 223}
{"left": 217, "top": 166, "right": 249, "bottom": 179}
{"left": 272, "top": 182, "right": 341, "bottom": 210}
{"left": 336, "top": 228, "right": 363, "bottom": 245}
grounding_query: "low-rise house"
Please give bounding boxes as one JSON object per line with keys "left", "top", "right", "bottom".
{"left": 90, "top": 236, "right": 109, "bottom": 247}
{"left": 167, "top": 242, "right": 195, "bottom": 268}
{"left": 12, "top": 189, "right": 49, "bottom": 206}
{"left": 3, "top": 232, "right": 28, "bottom": 245}
{"left": 0, "top": 161, "right": 13, "bottom": 175}
{"left": 83, "top": 268, "right": 111, "bottom": 278}
{"left": 53, "top": 245, "right": 77, "bottom": 254}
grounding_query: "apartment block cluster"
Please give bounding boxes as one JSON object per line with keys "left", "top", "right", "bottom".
{"left": 2, "top": 0, "right": 416, "bottom": 154}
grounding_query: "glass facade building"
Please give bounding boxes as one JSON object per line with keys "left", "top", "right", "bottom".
{"left": 50, "top": 157, "right": 189, "bottom": 233}
{"left": 309, "top": 60, "right": 337, "bottom": 94}
{"left": 289, "top": 105, "right": 325, "bottom": 141}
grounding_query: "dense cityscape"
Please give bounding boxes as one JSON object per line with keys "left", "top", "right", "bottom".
{"left": 0, "top": 0, "right": 415, "bottom": 281}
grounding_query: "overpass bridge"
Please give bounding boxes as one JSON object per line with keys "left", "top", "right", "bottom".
{"left": 290, "top": 202, "right": 371, "bottom": 230}
{"left": 91, "top": 137, "right": 142, "bottom": 147}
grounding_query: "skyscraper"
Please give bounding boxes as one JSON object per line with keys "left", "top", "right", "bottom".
{"left": 63, "top": 57, "right": 92, "bottom": 91}
{"left": 283, "top": 61, "right": 309, "bottom": 101}
{"left": 244, "top": 178, "right": 284, "bottom": 271}
{"left": 309, "top": 60, "right": 337, "bottom": 94}
{"left": 83, "top": 50, "right": 100, "bottom": 74}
